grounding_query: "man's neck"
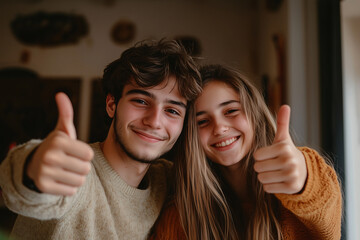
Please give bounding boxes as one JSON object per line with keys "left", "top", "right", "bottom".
{"left": 100, "top": 139, "right": 150, "bottom": 188}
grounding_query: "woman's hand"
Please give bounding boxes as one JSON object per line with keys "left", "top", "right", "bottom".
{"left": 253, "top": 105, "right": 307, "bottom": 194}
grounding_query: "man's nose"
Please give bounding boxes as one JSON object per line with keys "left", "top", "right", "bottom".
{"left": 143, "top": 107, "right": 162, "bottom": 129}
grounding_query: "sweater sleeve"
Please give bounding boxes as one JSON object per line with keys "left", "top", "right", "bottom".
{"left": 275, "top": 147, "right": 342, "bottom": 240}
{"left": 147, "top": 199, "right": 187, "bottom": 240}
{"left": 0, "top": 140, "right": 80, "bottom": 220}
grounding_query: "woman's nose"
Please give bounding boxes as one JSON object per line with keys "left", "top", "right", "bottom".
{"left": 213, "top": 120, "right": 229, "bottom": 136}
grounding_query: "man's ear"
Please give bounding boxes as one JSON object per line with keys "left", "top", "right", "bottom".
{"left": 106, "top": 94, "right": 116, "bottom": 118}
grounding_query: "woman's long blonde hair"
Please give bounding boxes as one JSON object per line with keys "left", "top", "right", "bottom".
{"left": 174, "top": 64, "right": 282, "bottom": 240}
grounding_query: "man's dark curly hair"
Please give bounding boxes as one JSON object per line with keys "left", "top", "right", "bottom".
{"left": 101, "top": 39, "right": 202, "bottom": 105}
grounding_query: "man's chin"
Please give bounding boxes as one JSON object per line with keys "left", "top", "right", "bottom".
{"left": 132, "top": 157, "right": 162, "bottom": 164}
{"left": 127, "top": 150, "right": 164, "bottom": 164}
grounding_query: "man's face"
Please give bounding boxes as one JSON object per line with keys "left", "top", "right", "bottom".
{"left": 112, "top": 76, "right": 187, "bottom": 163}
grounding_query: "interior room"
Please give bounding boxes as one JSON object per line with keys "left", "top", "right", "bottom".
{"left": 0, "top": 0, "right": 358, "bottom": 239}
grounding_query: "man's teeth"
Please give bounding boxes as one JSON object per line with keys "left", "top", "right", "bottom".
{"left": 215, "top": 137, "right": 237, "bottom": 147}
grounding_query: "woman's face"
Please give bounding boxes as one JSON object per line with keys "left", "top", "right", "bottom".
{"left": 195, "top": 80, "right": 254, "bottom": 167}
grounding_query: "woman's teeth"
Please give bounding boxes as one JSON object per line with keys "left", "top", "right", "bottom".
{"left": 214, "top": 137, "right": 237, "bottom": 147}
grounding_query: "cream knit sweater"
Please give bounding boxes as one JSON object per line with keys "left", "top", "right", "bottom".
{"left": 0, "top": 140, "right": 173, "bottom": 240}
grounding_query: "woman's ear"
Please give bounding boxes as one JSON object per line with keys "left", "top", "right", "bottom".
{"left": 106, "top": 94, "right": 116, "bottom": 118}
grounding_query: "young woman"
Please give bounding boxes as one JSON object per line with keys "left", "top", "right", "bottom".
{"left": 149, "top": 64, "right": 342, "bottom": 240}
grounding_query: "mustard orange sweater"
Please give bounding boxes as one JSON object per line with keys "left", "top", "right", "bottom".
{"left": 148, "top": 147, "right": 342, "bottom": 240}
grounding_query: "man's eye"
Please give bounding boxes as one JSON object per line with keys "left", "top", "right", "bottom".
{"left": 132, "top": 99, "right": 147, "bottom": 105}
{"left": 166, "top": 109, "right": 180, "bottom": 116}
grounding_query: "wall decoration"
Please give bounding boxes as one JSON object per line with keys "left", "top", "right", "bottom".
{"left": 20, "top": 49, "right": 31, "bottom": 64}
{"left": 174, "top": 36, "right": 202, "bottom": 57}
{"left": 110, "top": 20, "right": 136, "bottom": 44}
{"left": 262, "top": 34, "right": 286, "bottom": 114}
{"left": 11, "top": 11, "right": 89, "bottom": 47}
{"left": 266, "top": 0, "right": 284, "bottom": 12}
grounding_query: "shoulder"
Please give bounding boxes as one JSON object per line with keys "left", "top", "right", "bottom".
{"left": 148, "top": 158, "right": 173, "bottom": 179}
{"left": 151, "top": 158, "right": 173, "bottom": 170}
{"left": 276, "top": 147, "right": 342, "bottom": 239}
{"left": 277, "top": 147, "right": 341, "bottom": 203}
{"left": 148, "top": 158, "right": 174, "bottom": 187}
{"left": 148, "top": 198, "right": 186, "bottom": 240}
{"left": 298, "top": 146, "right": 339, "bottom": 186}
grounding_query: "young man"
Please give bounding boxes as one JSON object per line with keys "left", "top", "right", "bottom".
{"left": 0, "top": 40, "right": 201, "bottom": 239}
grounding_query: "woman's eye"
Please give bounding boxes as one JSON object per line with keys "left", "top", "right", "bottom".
{"left": 197, "top": 119, "right": 208, "bottom": 126}
{"left": 225, "top": 109, "right": 239, "bottom": 115}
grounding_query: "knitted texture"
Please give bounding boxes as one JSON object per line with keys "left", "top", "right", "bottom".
{"left": 148, "top": 147, "right": 342, "bottom": 240}
{"left": 0, "top": 140, "right": 172, "bottom": 240}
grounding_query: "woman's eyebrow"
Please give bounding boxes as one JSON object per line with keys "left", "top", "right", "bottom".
{"left": 219, "top": 100, "right": 239, "bottom": 107}
{"left": 196, "top": 111, "right": 206, "bottom": 117}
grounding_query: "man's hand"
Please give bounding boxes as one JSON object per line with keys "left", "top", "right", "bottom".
{"left": 253, "top": 105, "right": 307, "bottom": 194}
{"left": 26, "top": 92, "right": 94, "bottom": 196}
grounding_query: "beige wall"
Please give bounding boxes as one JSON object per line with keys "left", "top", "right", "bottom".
{"left": 0, "top": 0, "right": 317, "bottom": 148}
{"left": 0, "top": 0, "right": 257, "bottom": 78}
{"left": 0, "top": 0, "right": 258, "bottom": 140}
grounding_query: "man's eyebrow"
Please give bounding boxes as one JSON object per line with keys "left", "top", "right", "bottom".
{"left": 196, "top": 100, "right": 239, "bottom": 116}
{"left": 126, "top": 89, "right": 187, "bottom": 109}
{"left": 168, "top": 100, "right": 187, "bottom": 109}
{"left": 126, "top": 89, "right": 153, "bottom": 98}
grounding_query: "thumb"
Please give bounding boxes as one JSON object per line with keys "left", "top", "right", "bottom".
{"left": 55, "top": 92, "right": 77, "bottom": 139}
{"left": 273, "top": 105, "right": 291, "bottom": 143}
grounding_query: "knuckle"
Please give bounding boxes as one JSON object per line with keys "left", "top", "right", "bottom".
{"left": 64, "top": 187, "right": 77, "bottom": 196}
{"left": 253, "top": 162, "right": 260, "bottom": 172}
{"left": 70, "top": 188, "right": 78, "bottom": 196}
{"left": 280, "top": 157, "right": 289, "bottom": 166}
{"left": 278, "top": 143, "right": 292, "bottom": 156}
{"left": 283, "top": 144, "right": 292, "bottom": 153}
{"left": 263, "top": 184, "right": 271, "bottom": 192}
{"left": 84, "top": 163, "right": 92, "bottom": 174}
{"left": 79, "top": 162, "right": 91, "bottom": 175}
{"left": 79, "top": 176, "right": 87, "bottom": 185}
{"left": 282, "top": 156, "right": 296, "bottom": 168}
{"left": 50, "top": 135, "right": 66, "bottom": 149}
{"left": 288, "top": 159, "right": 298, "bottom": 170}
{"left": 42, "top": 152, "right": 58, "bottom": 165}
{"left": 35, "top": 166, "right": 48, "bottom": 179}
{"left": 286, "top": 168, "right": 298, "bottom": 181}
{"left": 292, "top": 169, "right": 300, "bottom": 179}
{"left": 36, "top": 179, "right": 49, "bottom": 192}
{"left": 85, "top": 149, "right": 94, "bottom": 161}
{"left": 75, "top": 176, "right": 86, "bottom": 186}
{"left": 257, "top": 173, "right": 265, "bottom": 183}
{"left": 288, "top": 181, "right": 300, "bottom": 193}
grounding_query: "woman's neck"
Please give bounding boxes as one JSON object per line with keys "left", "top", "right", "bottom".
{"left": 220, "top": 163, "right": 251, "bottom": 203}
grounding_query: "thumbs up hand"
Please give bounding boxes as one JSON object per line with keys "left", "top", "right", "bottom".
{"left": 26, "top": 92, "right": 94, "bottom": 196}
{"left": 253, "top": 105, "right": 307, "bottom": 194}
